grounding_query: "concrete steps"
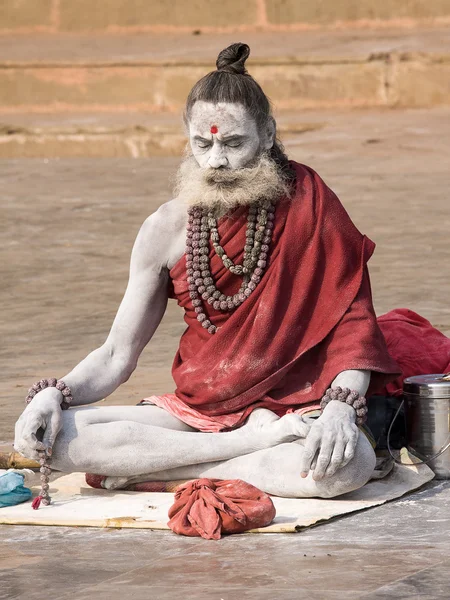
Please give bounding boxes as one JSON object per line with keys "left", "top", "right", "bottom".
{"left": 0, "top": 27, "right": 449, "bottom": 156}
{"left": 2, "top": 0, "right": 450, "bottom": 33}
{"left": 2, "top": 29, "right": 450, "bottom": 113}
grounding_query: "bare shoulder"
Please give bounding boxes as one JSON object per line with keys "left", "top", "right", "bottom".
{"left": 132, "top": 199, "right": 187, "bottom": 271}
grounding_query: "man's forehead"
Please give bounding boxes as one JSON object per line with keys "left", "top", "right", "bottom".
{"left": 188, "top": 101, "right": 255, "bottom": 136}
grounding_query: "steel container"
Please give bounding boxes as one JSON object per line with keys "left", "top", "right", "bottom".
{"left": 403, "top": 374, "right": 450, "bottom": 479}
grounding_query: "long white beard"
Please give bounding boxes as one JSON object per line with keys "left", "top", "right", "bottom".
{"left": 173, "top": 152, "right": 292, "bottom": 214}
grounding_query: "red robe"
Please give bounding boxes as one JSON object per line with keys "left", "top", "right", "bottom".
{"left": 147, "top": 162, "right": 400, "bottom": 431}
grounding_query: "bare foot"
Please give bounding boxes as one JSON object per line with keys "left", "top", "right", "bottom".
{"left": 243, "top": 408, "right": 311, "bottom": 449}
{"left": 103, "top": 474, "right": 140, "bottom": 490}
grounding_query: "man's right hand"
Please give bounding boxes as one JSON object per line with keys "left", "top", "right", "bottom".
{"left": 14, "top": 388, "right": 63, "bottom": 460}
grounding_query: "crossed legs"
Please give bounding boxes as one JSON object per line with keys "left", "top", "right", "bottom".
{"left": 49, "top": 405, "right": 375, "bottom": 498}
{"left": 109, "top": 433, "right": 376, "bottom": 498}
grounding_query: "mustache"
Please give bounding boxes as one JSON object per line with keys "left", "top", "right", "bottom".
{"left": 204, "top": 169, "right": 241, "bottom": 187}
{"left": 203, "top": 159, "right": 266, "bottom": 188}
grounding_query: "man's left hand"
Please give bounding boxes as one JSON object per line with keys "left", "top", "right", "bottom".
{"left": 299, "top": 400, "right": 359, "bottom": 480}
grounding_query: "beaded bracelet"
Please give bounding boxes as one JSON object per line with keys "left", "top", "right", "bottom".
{"left": 25, "top": 378, "right": 72, "bottom": 509}
{"left": 26, "top": 378, "right": 72, "bottom": 410}
{"left": 320, "top": 386, "right": 368, "bottom": 426}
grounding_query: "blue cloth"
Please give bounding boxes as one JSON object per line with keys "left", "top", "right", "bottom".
{"left": 0, "top": 472, "right": 32, "bottom": 507}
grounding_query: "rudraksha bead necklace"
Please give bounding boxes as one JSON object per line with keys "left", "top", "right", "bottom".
{"left": 186, "top": 200, "right": 276, "bottom": 334}
{"left": 25, "top": 378, "right": 73, "bottom": 509}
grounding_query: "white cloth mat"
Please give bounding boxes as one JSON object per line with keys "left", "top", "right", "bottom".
{"left": 0, "top": 450, "right": 435, "bottom": 533}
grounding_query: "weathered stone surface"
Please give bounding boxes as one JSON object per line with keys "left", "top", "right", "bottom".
{"left": 0, "top": 63, "right": 387, "bottom": 110}
{"left": 252, "top": 62, "right": 386, "bottom": 109}
{"left": 0, "top": 0, "right": 53, "bottom": 29}
{"left": 58, "top": 0, "right": 258, "bottom": 30}
{"left": 0, "top": 66, "right": 163, "bottom": 109}
{"left": 266, "top": 0, "right": 450, "bottom": 25}
{"left": 1, "top": 29, "right": 449, "bottom": 112}
{"left": 162, "top": 66, "right": 209, "bottom": 109}
{"left": 0, "top": 63, "right": 388, "bottom": 110}
{"left": 0, "top": 481, "right": 448, "bottom": 598}
{"left": 0, "top": 132, "right": 187, "bottom": 158}
{"left": 391, "top": 58, "right": 450, "bottom": 106}
{"left": 1, "top": 29, "right": 448, "bottom": 64}
{"left": 2, "top": 0, "right": 450, "bottom": 33}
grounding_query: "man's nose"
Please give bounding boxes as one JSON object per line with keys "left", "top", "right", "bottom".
{"left": 208, "top": 147, "right": 228, "bottom": 169}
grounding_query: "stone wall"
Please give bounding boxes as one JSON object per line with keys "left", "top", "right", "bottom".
{"left": 1, "top": 0, "right": 450, "bottom": 33}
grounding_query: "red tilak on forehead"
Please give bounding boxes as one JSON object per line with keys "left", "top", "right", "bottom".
{"left": 210, "top": 125, "right": 218, "bottom": 134}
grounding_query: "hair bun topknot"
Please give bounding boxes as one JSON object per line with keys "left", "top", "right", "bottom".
{"left": 216, "top": 43, "right": 250, "bottom": 75}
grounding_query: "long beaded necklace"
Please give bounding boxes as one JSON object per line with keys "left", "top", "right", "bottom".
{"left": 185, "top": 199, "right": 276, "bottom": 334}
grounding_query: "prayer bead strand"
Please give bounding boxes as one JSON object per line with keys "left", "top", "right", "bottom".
{"left": 186, "top": 201, "right": 276, "bottom": 334}
{"left": 24, "top": 378, "right": 73, "bottom": 508}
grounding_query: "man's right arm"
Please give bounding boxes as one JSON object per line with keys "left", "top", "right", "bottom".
{"left": 15, "top": 205, "right": 180, "bottom": 456}
{"left": 60, "top": 211, "right": 171, "bottom": 406}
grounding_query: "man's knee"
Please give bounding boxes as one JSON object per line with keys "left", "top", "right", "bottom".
{"left": 350, "top": 432, "right": 377, "bottom": 486}
{"left": 243, "top": 436, "right": 376, "bottom": 498}
{"left": 317, "top": 433, "right": 376, "bottom": 498}
{"left": 51, "top": 412, "right": 112, "bottom": 472}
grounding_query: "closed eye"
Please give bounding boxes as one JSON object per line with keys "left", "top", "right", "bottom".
{"left": 193, "top": 136, "right": 212, "bottom": 149}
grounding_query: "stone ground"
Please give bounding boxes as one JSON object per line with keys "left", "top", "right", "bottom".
{"left": 2, "top": 27, "right": 449, "bottom": 62}
{"left": 1, "top": 482, "right": 449, "bottom": 600}
{"left": 1, "top": 106, "right": 450, "bottom": 598}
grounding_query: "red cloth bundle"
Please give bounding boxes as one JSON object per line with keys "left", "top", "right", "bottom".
{"left": 168, "top": 478, "right": 276, "bottom": 539}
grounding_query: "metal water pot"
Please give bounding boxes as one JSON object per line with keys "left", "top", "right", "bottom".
{"left": 402, "top": 374, "right": 450, "bottom": 479}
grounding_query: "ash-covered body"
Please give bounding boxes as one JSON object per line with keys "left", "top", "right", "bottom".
{"left": 14, "top": 43, "right": 399, "bottom": 499}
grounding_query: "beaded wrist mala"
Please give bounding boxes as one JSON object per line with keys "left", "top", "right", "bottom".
{"left": 25, "top": 378, "right": 72, "bottom": 509}
{"left": 26, "top": 378, "right": 73, "bottom": 409}
{"left": 320, "top": 386, "right": 368, "bottom": 426}
{"left": 186, "top": 199, "right": 275, "bottom": 334}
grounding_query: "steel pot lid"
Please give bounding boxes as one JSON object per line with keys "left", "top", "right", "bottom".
{"left": 403, "top": 374, "right": 450, "bottom": 398}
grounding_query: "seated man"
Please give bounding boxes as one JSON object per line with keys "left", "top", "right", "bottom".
{"left": 14, "top": 43, "right": 399, "bottom": 499}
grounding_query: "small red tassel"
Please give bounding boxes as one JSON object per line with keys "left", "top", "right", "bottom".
{"left": 32, "top": 496, "right": 42, "bottom": 510}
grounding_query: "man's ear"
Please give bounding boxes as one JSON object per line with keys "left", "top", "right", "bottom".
{"left": 262, "top": 117, "right": 276, "bottom": 150}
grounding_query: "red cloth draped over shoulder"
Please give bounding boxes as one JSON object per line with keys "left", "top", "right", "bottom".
{"left": 154, "top": 161, "right": 399, "bottom": 431}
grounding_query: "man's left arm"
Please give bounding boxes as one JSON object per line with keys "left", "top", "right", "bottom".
{"left": 331, "top": 369, "right": 370, "bottom": 397}
{"left": 299, "top": 369, "right": 371, "bottom": 480}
